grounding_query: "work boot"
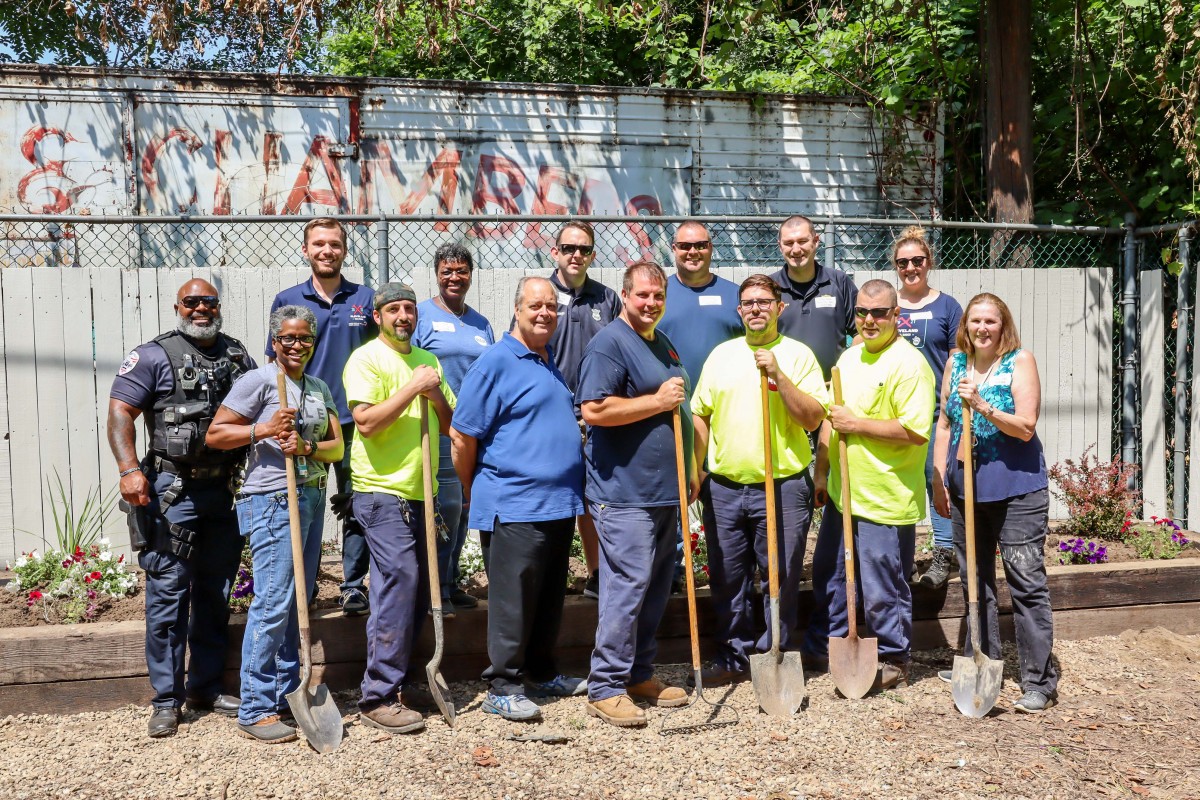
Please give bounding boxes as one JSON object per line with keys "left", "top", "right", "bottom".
{"left": 360, "top": 702, "right": 425, "bottom": 734}
{"left": 583, "top": 573, "right": 600, "bottom": 600}
{"left": 147, "top": 707, "right": 181, "bottom": 739}
{"left": 919, "top": 547, "right": 955, "bottom": 589}
{"left": 1014, "top": 690, "right": 1057, "bottom": 714}
{"left": 186, "top": 693, "right": 240, "bottom": 717}
{"left": 586, "top": 694, "right": 647, "bottom": 727}
{"left": 237, "top": 714, "right": 298, "bottom": 744}
{"left": 873, "top": 661, "right": 910, "bottom": 692}
{"left": 449, "top": 587, "right": 479, "bottom": 608}
{"left": 626, "top": 676, "right": 688, "bottom": 707}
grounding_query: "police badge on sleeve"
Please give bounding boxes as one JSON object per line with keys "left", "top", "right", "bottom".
{"left": 118, "top": 351, "right": 140, "bottom": 375}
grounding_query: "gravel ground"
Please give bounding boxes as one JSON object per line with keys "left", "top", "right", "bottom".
{"left": 1, "top": 628, "right": 1197, "bottom": 800}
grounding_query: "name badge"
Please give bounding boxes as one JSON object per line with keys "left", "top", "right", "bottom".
{"left": 815, "top": 295, "right": 837, "bottom": 309}
{"left": 557, "top": 292, "right": 572, "bottom": 307}
{"left": 698, "top": 295, "right": 722, "bottom": 307}
{"left": 908, "top": 311, "right": 933, "bottom": 320}
{"left": 991, "top": 373, "right": 1013, "bottom": 387}
{"left": 432, "top": 321, "right": 456, "bottom": 333}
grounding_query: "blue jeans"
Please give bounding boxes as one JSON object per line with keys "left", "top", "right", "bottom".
{"left": 138, "top": 470, "right": 242, "bottom": 710}
{"left": 435, "top": 435, "right": 468, "bottom": 600}
{"left": 925, "top": 426, "right": 953, "bottom": 549}
{"left": 234, "top": 485, "right": 325, "bottom": 725}
{"left": 587, "top": 502, "right": 678, "bottom": 701}
{"left": 804, "top": 507, "right": 915, "bottom": 663}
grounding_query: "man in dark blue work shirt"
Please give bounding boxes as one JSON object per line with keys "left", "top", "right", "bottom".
{"left": 770, "top": 215, "right": 858, "bottom": 380}
{"left": 268, "top": 218, "right": 377, "bottom": 616}
{"left": 546, "top": 220, "right": 622, "bottom": 599}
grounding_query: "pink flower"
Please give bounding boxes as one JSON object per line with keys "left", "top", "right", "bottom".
{"left": 61, "top": 559, "right": 73, "bottom": 569}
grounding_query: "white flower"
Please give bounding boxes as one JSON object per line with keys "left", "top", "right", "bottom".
{"left": 98, "top": 537, "right": 111, "bottom": 547}
{"left": 98, "top": 550, "right": 113, "bottom": 562}
{"left": 4, "top": 580, "right": 19, "bottom": 593}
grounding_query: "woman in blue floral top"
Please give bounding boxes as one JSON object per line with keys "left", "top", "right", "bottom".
{"left": 931, "top": 293, "right": 1058, "bottom": 713}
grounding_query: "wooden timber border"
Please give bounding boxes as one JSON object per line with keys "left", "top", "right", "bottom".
{"left": 1, "top": 559, "right": 1198, "bottom": 717}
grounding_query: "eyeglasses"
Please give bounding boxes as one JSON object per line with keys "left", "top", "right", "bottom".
{"left": 894, "top": 255, "right": 929, "bottom": 269}
{"left": 738, "top": 298, "right": 776, "bottom": 310}
{"left": 437, "top": 266, "right": 471, "bottom": 278}
{"left": 180, "top": 296, "right": 220, "bottom": 309}
{"left": 673, "top": 240, "right": 711, "bottom": 251}
{"left": 275, "top": 334, "right": 316, "bottom": 348}
{"left": 854, "top": 306, "right": 895, "bottom": 320}
{"left": 557, "top": 244, "right": 594, "bottom": 256}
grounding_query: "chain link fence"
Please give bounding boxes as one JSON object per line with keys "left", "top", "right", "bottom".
{"left": 0, "top": 214, "right": 1118, "bottom": 279}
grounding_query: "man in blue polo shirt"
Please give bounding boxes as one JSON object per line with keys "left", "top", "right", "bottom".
{"left": 268, "top": 218, "right": 377, "bottom": 616}
{"left": 771, "top": 215, "right": 858, "bottom": 380}
{"left": 547, "top": 220, "right": 622, "bottom": 600}
{"left": 450, "top": 276, "right": 588, "bottom": 723}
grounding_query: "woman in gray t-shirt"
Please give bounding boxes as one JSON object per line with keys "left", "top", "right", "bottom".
{"left": 207, "top": 305, "right": 343, "bottom": 743}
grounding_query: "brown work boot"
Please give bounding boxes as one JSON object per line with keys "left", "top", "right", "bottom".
{"left": 626, "top": 676, "right": 688, "bottom": 707}
{"left": 360, "top": 702, "right": 425, "bottom": 734}
{"left": 586, "top": 694, "right": 647, "bottom": 728}
{"left": 873, "top": 661, "right": 911, "bottom": 692}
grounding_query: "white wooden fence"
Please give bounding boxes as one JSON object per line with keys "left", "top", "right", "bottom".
{"left": 2, "top": 265, "right": 1113, "bottom": 563}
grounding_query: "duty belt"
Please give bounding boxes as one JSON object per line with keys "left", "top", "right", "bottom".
{"left": 152, "top": 455, "right": 230, "bottom": 480}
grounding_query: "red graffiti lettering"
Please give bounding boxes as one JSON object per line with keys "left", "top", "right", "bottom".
{"left": 359, "top": 143, "right": 461, "bottom": 230}
{"left": 140, "top": 128, "right": 203, "bottom": 210}
{"left": 284, "top": 136, "right": 350, "bottom": 214}
{"left": 212, "top": 130, "right": 233, "bottom": 215}
{"left": 260, "top": 132, "right": 283, "bottom": 215}
{"left": 624, "top": 194, "right": 661, "bottom": 260}
{"left": 17, "top": 127, "right": 79, "bottom": 213}
{"left": 523, "top": 165, "right": 575, "bottom": 249}
{"left": 470, "top": 153, "right": 526, "bottom": 238}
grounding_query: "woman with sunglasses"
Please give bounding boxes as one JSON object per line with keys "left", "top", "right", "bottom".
{"left": 207, "top": 305, "right": 344, "bottom": 743}
{"left": 413, "top": 243, "right": 495, "bottom": 616}
{"left": 931, "top": 293, "right": 1058, "bottom": 713}
{"left": 891, "top": 226, "right": 963, "bottom": 589}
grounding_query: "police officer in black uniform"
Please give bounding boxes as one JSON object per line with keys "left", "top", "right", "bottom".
{"left": 107, "top": 278, "right": 256, "bottom": 738}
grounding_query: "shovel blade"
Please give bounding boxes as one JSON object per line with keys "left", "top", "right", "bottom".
{"left": 749, "top": 650, "right": 806, "bottom": 717}
{"left": 829, "top": 635, "right": 879, "bottom": 700}
{"left": 285, "top": 681, "right": 344, "bottom": 754}
{"left": 425, "top": 611, "right": 456, "bottom": 728}
{"left": 951, "top": 653, "right": 1004, "bottom": 718}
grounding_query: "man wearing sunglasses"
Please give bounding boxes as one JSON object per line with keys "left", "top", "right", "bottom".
{"left": 546, "top": 220, "right": 622, "bottom": 601}
{"left": 803, "top": 279, "right": 936, "bottom": 692}
{"left": 108, "top": 279, "right": 256, "bottom": 738}
{"left": 770, "top": 215, "right": 859, "bottom": 380}
{"left": 268, "top": 218, "right": 378, "bottom": 618}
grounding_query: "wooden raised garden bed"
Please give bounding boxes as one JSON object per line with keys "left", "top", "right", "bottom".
{"left": 1, "top": 559, "right": 1198, "bottom": 717}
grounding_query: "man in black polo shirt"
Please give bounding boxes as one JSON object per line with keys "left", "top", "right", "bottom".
{"left": 770, "top": 215, "right": 858, "bottom": 380}
{"left": 547, "top": 220, "right": 622, "bottom": 599}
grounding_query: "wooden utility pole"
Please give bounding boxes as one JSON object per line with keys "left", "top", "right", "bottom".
{"left": 985, "top": 0, "right": 1033, "bottom": 227}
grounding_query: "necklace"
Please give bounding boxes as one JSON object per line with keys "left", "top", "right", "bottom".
{"left": 437, "top": 296, "right": 466, "bottom": 319}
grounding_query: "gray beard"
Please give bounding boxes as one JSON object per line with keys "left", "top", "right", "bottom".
{"left": 177, "top": 315, "right": 222, "bottom": 342}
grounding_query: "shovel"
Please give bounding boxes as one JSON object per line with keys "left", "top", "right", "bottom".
{"left": 750, "top": 372, "right": 806, "bottom": 716}
{"left": 661, "top": 406, "right": 739, "bottom": 735}
{"left": 420, "top": 396, "right": 456, "bottom": 728}
{"left": 276, "top": 371, "right": 344, "bottom": 754}
{"left": 951, "top": 402, "right": 1004, "bottom": 717}
{"left": 827, "top": 366, "right": 879, "bottom": 700}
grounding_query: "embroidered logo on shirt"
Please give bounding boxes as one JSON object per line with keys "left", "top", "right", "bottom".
{"left": 118, "top": 351, "right": 139, "bottom": 375}
{"left": 474, "top": 335, "right": 489, "bottom": 347}
{"left": 350, "top": 303, "right": 369, "bottom": 326}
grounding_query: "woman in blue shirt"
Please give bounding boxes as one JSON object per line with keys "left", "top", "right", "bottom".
{"left": 413, "top": 243, "right": 496, "bottom": 613}
{"left": 932, "top": 293, "right": 1058, "bottom": 713}
{"left": 892, "top": 226, "right": 963, "bottom": 588}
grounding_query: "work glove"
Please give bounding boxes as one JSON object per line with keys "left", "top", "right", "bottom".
{"left": 329, "top": 492, "right": 354, "bottom": 522}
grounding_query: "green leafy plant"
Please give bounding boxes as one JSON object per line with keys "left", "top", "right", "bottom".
{"left": 458, "top": 533, "right": 486, "bottom": 583}
{"left": 44, "top": 470, "right": 117, "bottom": 554}
{"left": 1048, "top": 445, "right": 1140, "bottom": 541}
{"left": 1126, "top": 516, "right": 1192, "bottom": 560}
{"left": 6, "top": 541, "right": 138, "bottom": 623}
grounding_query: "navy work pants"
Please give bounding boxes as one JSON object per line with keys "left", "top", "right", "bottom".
{"left": 337, "top": 421, "right": 370, "bottom": 594}
{"left": 138, "top": 470, "right": 242, "bottom": 710}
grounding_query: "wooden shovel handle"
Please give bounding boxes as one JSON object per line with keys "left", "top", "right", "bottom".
{"left": 761, "top": 372, "right": 781, "bottom": 604}
{"left": 420, "top": 397, "right": 443, "bottom": 612}
{"left": 962, "top": 402, "right": 979, "bottom": 605}
{"left": 672, "top": 407, "right": 702, "bottom": 671}
{"left": 831, "top": 367, "right": 860, "bottom": 639}
{"left": 276, "top": 372, "right": 312, "bottom": 639}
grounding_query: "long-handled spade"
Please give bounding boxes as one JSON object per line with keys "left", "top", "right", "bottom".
{"left": 420, "top": 396, "right": 456, "bottom": 728}
{"left": 661, "top": 406, "right": 739, "bottom": 735}
{"left": 827, "top": 366, "right": 879, "bottom": 700}
{"left": 951, "top": 402, "right": 1004, "bottom": 717}
{"left": 276, "top": 372, "right": 344, "bottom": 754}
{"left": 749, "top": 372, "right": 806, "bottom": 716}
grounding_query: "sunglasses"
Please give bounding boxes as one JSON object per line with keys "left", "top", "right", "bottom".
{"left": 738, "top": 298, "right": 776, "bottom": 310}
{"left": 180, "top": 295, "right": 220, "bottom": 309}
{"left": 854, "top": 306, "right": 894, "bottom": 320}
{"left": 275, "top": 334, "right": 316, "bottom": 348}
{"left": 674, "top": 240, "right": 711, "bottom": 251}
{"left": 894, "top": 255, "right": 929, "bottom": 269}
{"left": 557, "top": 244, "right": 595, "bottom": 256}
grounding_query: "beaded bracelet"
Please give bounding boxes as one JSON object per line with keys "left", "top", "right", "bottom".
{"left": 119, "top": 467, "right": 140, "bottom": 478}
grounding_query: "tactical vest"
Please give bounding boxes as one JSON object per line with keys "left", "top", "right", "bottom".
{"left": 147, "top": 330, "right": 253, "bottom": 468}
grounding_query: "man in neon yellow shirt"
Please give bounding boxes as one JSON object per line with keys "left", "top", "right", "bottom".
{"left": 802, "top": 279, "right": 935, "bottom": 691}
{"left": 691, "top": 274, "right": 829, "bottom": 686}
{"left": 343, "top": 283, "right": 455, "bottom": 735}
